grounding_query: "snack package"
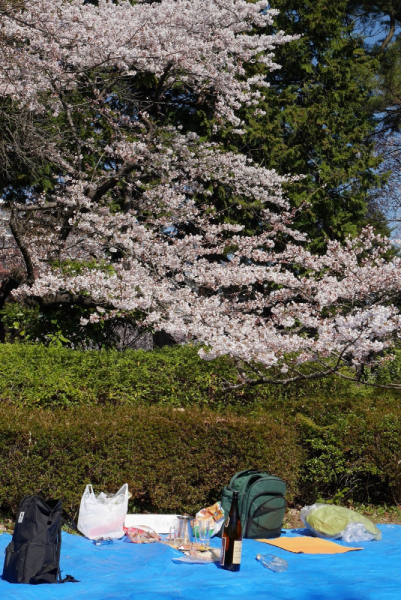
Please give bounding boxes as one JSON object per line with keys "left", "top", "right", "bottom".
{"left": 123, "top": 525, "right": 161, "bottom": 543}
{"left": 195, "top": 502, "right": 225, "bottom": 537}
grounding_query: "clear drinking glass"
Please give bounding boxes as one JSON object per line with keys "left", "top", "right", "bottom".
{"left": 196, "top": 518, "right": 211, "bottom": 551}
{"left": 168, "top": 519, "right": 181, "bottom": 545}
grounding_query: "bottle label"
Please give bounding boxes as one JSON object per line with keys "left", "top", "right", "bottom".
{"left": 232, "top": 541, "right": 242, "bottom": 564}
{"left": 220, "top": 537, "right": 227, "bottom": 565}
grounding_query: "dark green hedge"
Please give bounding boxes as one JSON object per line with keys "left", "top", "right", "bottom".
{"left": 0, "top": 405, "right": 303, "bottom": 517}
{"left": 297, "top": 398, "right": 401, "bottom": 505}
{"left": 1, "top": 400, "right": 401, "bottom": 518}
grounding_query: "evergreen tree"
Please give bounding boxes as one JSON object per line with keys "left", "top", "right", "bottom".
{"left": 347, "top": 0, "right": 401, "bottom": 128}
{"left": 346, "top": 1, "right": 401, "bottom": 229}
{"left": 223, "top": 0, "right": 387, "bottom": 251}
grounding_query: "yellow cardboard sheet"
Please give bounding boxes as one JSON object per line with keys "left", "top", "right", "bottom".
{"left": 256, "top": 536, "right": 363, "bottom": 554}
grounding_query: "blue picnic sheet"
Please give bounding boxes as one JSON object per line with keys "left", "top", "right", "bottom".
{"left": 1, "top": 525, "right": 401, "bottom": 600}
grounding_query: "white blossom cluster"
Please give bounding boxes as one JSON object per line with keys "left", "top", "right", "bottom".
{"left": 0, "top": 0, "right": 292, "bottom": 125}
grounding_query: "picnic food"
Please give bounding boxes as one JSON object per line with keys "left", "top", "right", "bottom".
{"left": 201, "top": 502, "right": 224, "bottom": 522}
{"left": 123, "top": 526, "right": 160, "bottom": 544}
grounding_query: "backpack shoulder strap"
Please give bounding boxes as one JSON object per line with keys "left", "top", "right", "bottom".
{"left": 60, "top": 574, "right": 80, "bottom": 583}
{"left": 56, "top": 514, "right": 80, "bottom": 584}
{"left": 229, "top": 469, "right": 262, "bottom": 489}
{"left": 61, "top": 509, "right": 78, "bottom": 533}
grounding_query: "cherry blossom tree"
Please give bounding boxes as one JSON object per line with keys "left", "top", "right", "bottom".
{"left": 1, "top": 0, "right": 401, "bottom": 389}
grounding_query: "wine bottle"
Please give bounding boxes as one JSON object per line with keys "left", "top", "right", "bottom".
{"left": 220, "top": 490, "right": 242, "bottom": 572}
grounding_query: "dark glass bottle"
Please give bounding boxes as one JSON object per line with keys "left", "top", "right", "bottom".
{"left": 220, "top": 491, "right": 242, "bottom": 572}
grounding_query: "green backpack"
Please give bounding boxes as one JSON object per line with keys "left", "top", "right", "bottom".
{"left": 220, "top": 469, "right": 286, "bottom": 539}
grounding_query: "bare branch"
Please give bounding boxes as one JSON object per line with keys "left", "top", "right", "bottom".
{"left": 222, "top": 364, "right": 336, "bottom": 391}
{"left": 9, "top": 210, "right": 35, "bottom": 285}
{"left": 336, "top": 372, "right": 401, "bottom": 391}
{"left": 86, "top": 160, "right": 140, "bottom": 203}
{"left": 14, "top": 202, "right": 58, "bottom": 212}
{"left": 138, "top": 111, "right": 155, "bottom": 142}
{"left": 152, "top": 62, "right": 173, "bottom": 114}
{"left": 375, "top": 13, "right": 396, "bottom": 55}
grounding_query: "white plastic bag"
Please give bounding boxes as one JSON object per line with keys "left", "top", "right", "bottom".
{"left": 77, "top": 484, "right": 129, "bottom": 540}
{"left": 341, "top": 522, "right": 377, "bottom": 542}
{"left": 300, "top": 503, "right": 381, "bottom": 542}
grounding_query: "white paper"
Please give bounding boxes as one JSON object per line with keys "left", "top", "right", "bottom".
{"left": 124, "top": 514, "right": 180, "bottom": 534}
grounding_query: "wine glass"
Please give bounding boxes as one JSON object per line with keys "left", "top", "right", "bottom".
{"left": 196, "top": 518, "right": 211, "bottom": 551}
{"left": 168, "top": 519, "right": 181, "bottom": 546}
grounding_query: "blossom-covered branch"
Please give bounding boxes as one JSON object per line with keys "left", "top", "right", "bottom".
{"left": 0, "top": 0, "right": 400, "bottom": 386}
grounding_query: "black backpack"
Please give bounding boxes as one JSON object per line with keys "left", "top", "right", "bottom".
{"left": 220, "top": 469, "right": 287, "bottom": 539}
{"left": 2, "top": 495, "right": 78, "bottom": 585}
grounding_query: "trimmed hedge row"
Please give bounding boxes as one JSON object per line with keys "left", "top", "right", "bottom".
{"left": 1, "top": 400, "right": 401, "bottom": 517}
{"left": 0, "top": 343, "right": 367, "bottom": 409}
{"left": 0, "top": 405, "right": 303, "bottom": 517}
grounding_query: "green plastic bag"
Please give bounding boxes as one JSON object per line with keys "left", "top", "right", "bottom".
{"left": 300, "top": 504, "right": 381, "bottom": 541}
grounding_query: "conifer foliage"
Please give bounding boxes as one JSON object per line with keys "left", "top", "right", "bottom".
{"left": 235, "top": 0, "right": 385, "bottom": 251}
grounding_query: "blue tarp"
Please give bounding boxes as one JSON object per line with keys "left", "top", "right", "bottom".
{"left": 1, "top": 525, "right": 401, "bottom": 600}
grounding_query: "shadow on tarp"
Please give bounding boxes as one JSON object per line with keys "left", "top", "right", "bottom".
{"left": 1, "top": 525, "right": 401, "bottom": 600}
